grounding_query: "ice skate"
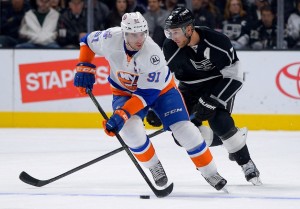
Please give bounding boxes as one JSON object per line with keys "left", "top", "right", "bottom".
{"left": 203, "top": 172, "right": 228, "bottom": 192}
{"left": 241, "top": 160, "right": 262, "bottom": 186}
{"left": 149, "top": 161, "right": 168, "bottom": 187}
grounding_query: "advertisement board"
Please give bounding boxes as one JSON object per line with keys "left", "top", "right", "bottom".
{"left": 235, "top": 51, "right": 300, "bottom": 114}
{"left": 0, "top": 49, "right": 299, "bottom": 130}
{"left": 14, "top": 50, "right": 112, "bottom": 112}
{"left": 0, "top": 50, "right": 14, "bottom": 111}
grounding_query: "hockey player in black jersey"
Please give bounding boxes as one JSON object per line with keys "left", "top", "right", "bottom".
{"left": 147, "top": 7, "right": 262, "bottom": 185}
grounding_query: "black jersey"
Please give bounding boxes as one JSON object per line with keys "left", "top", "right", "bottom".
{"left": 163, "top": 26, "right": 243, "bottom": 110}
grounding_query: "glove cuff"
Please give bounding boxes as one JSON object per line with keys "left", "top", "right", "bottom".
{"left": 198, "top": 97, "right": 218, "bottom": 110}
{"left": 115, "top": 109, "right": 130, "bottom": 122}
{"left": 76, "top": 62, "right": 96, "bottom": 74}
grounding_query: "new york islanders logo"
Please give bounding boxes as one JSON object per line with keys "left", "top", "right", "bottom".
{"left": 117, "top": 71, "right": 139, "bottom": 91}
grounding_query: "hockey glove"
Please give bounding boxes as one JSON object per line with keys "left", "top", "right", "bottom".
{"left": 193, "top": 96, "right": 219, "bottom": 121}
{"left": 146, "top": 109, "right": 162, "bottom": 127}
{"left": 103, "top": 109, "right": 130, "bottom": 136}
{"left": 74, "top": 62, "right": 96, "bottom": 95}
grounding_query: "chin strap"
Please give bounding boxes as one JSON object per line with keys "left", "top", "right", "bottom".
{"left": 126, "top": 42, "right": 136, "bottom": 51}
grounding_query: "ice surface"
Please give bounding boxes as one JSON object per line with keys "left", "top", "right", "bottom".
{"left": 0, "top": 128, "right": 299, "bottom": 209}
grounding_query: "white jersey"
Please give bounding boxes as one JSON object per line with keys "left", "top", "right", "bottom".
{"left": 81, "top": 27, "right": 173, "bottom": 108}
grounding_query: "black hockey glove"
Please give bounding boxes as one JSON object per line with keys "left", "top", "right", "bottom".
{"left": 193, "top": 96, "right": 219, "bottom": 121}
{"left": 146, "top": 109, "right": 162, "bottom": 127}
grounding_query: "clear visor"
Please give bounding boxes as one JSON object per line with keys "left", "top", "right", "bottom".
{"left": 164, "top": 28, "right": 185, "bottom": 39}
{"left": 124, "top": 31, "right": 148, "bottom": 43}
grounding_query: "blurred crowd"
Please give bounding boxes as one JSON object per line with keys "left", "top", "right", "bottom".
{"left": 0, "top": 0, "right": 299, "bottom": 49}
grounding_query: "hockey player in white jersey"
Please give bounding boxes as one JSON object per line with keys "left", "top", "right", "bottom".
{"left": 73, "top": 12, "right": 227, "bottom": 191}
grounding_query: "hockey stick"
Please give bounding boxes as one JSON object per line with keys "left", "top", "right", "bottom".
{"left": 19, "top": 130, "right": 166, "bottom": 186}
{"left": 19, "top": 103, "right": 191, "bottom": 190}
{"left": 148, "top": 127, "right": 165, "bottom": 138}
{"left": 19, "top": 147, "right": 124, "bottom": 187}
{"left": 19, "top": 117, "right": 166, "bottom": 189}
{"left": 87, "top": 89, "right": 173, "bottom": 198}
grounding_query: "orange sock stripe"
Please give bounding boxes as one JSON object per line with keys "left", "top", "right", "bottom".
{"left": 191, "top": 149, "right": 213, "bottom": 168}
{"left": 133, "top": 143, "right": 155, "bottom": 162}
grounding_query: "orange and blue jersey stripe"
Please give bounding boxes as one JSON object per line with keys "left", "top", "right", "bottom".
{"left": 129, "top": 137, "right": 156, "bottom": 163}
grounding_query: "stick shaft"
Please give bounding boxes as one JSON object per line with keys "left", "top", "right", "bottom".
{"left": 19, "top": 147, "right": 125, "bottom": 187}
{"left": 87, "top": 89, "right": 173, "bottom": 197}
{"left": 50, "top": 147, "right": 124, "bottom": 182}
{"left": 19, "top": 91, "right": 172, "bottom": 197}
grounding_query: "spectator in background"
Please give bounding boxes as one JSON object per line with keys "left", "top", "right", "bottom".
{"left": 0, "top": 0, "right": 31, "bottom": 48}
{"left": 271, "top": 0, "right": 298, "bottom": 23}
{"left": 93, "top": 0, "right": 110, "bottom": 31}
{"left": 162, "top": 0, "right": 185, "bottom": 12}
{"left": 101, "top": 0, "right": 113, "bottom": 9}
{"left": 50, "top": 0, "right": 65, "bottom": 13}
{"left": 143, "top": 0, "right": 169, "bottom": 47}
{"left": 57, "top": 0, "right": 86, "bottom": 48}
{"left": 222, "top": 0, "right": 251, "bottom": 49}
{"left": 249, "top": 5, "right": 284, "bottom": 49}
{"left": 202, "top": 0, "right": 223, "bottom": 30}
{"left": 137, "top": 0, "right": 148, "bottom": 8}
{"left": 246, "top": 0, "right": 269, "bottom": 28}
{"left": 191, "top": 0, "right": 216, "bottom": 29}
{"left": 213, "top": 0, "right": 226, "bottom": 15}
{"left": 105, "top": 0, "right": 129, "bottom": 28}
{"left": 241, "top": 0, "right": 253, "bottom": 11}
{"left": 286, "top": 0, "right": 300, "bottom": 49}
{"left": 127, "top": 0, "right": 146, "bottom": 14}
{"left": 16, "top": 0, "right": 60, "bottom": 48}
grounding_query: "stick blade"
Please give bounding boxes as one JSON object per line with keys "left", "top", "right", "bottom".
{"left": 19, "top": 171, "right": 48, "bottom": 187}
{"left": 154, "top": 182, "right": 174, "bottom": 198}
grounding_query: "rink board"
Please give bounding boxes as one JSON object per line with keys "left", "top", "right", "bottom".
{"left": 0, "top": 49, "right": 299, "bottom": 130}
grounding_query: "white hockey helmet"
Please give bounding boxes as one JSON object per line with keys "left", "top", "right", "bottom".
{"left": 121, "top": 12, "right": 148, "bottom": 34}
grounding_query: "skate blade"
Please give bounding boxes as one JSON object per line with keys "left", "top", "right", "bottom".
{"left": 221, "top": 186, "right": 229, "bottom": 193}
{"left": 249, "top": 177, "right": 262, "bottom": 186}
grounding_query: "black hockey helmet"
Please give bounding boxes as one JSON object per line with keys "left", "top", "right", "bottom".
{"left": 164, "top": 7, "right": 195, "bottom": 30}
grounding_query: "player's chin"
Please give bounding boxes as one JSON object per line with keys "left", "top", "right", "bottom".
{"left": 134, "top": 43, "right": 143, "bottom": 50}
{"left": 173, "top": 40, "right": 183, "bottom": 48}
{"left": 177, "top": 42, "right": 185, "bottom": 48}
